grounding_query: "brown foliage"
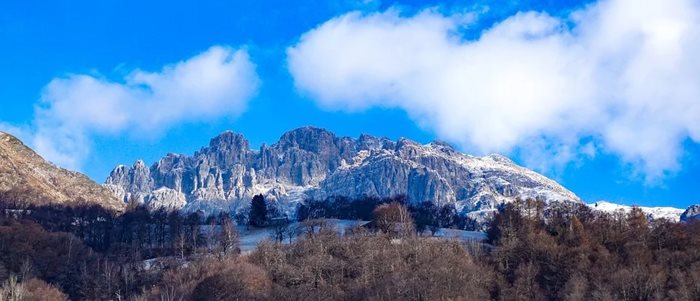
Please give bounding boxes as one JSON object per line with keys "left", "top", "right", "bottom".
{"left": 489, "top": 199, "right": 700, "bottom": 300}
{"left": 4, "top": 197, "right": 700, "bottom": 300}
{"left": 21, "top": 278, "right": 69, "bottom": 301}
{"left": 0, "top": 277, "right": 68, "bottom": 301}
{"left": 372, "top": 202, "right": 415, "bottom": 237}
{"left": 192, "top": 262, "right": 271, "bottom": 301}
{"left": 248, "top": 229, "right": 493, "bottom": 300}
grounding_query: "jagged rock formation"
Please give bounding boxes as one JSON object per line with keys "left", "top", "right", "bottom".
{"left": 104, "top": 127, "right": 581, "bottom": 214}
{"left": 681, "top": 204, "right": 700, "bottom": 222}
{"left": 0, "top": 131, "right": 124, "bottom": 210}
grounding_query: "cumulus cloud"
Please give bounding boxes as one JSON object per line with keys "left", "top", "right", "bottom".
{"left": 287, "top": 0, "right": 700, "bottom": 181}
{"left": 27, "top": 46, "right": 259, "bottom": 170}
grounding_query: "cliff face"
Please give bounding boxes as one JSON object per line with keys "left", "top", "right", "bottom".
{"left": 104, "top": 127, "right": 581, "bottom": 214}
{"left": 0, "top": 131, "right": 124, "bottom": 211}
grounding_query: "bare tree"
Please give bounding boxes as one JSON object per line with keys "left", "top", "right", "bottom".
{"left": 373, "top": 202, "right": 415, "bottom": 238}
{"left": 270, "top": 218, "right": 291, "bottom": 243}
{"left": 218, "top": 216, "right": 240, "bottom": 256}
{"left": 0, "top": 275, "right": 24, "bottom": 301}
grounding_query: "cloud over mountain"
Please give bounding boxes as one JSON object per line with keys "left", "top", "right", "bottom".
{"left": 287, "top": 0, "right": 700, "bottom": 180}
{"left": 23, "top": 46, "right": 260, "bottom": 170}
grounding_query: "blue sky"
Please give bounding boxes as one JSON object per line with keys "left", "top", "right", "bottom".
{"left": 1, "top": 0, "right": 699, "bottom": 208}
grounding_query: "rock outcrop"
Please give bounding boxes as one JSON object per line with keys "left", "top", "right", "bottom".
{"left": 0, "top": 131, "right": 124, "bottom": 210}
{"left": 681, "top": 204, "right": 700, "bottom": 222}
{"left": 104, "top": 127, "right": 581, "bottom": 214}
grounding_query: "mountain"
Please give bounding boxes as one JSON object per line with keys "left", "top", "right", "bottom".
{"left": 0, "top": 131, "right": 124, "bottom": 210}
{"left": 681, "top": 204, "right": 700, "bottom": 222}
{"left": 104, "top": 127, "right": 580, "bottom": 215}
{"left": 587, "top": 201, "right": 685, "bottom": 221}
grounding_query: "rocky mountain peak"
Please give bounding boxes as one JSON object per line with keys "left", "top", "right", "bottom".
{"left": 196, "top": 130, "right": 252, "bottom": 167}
{"left": 106, "top": 165, "right": 130, "bottom": 183}
{"left": 395, "top": 138, "right": 423, "bottom": 158}
{"left": 130, "top": 160, "right": 153, "bottom": 190}
{"left": 134, "top": 159, "right": 147, "bottom": 168}
{"left": 430, "top": 140, "right": 454, "bottom": 149}
{"left": 395, "top": 137, "right": 418, "bottom": 146}
{"left": 278, "top": 126, "right": 337, "bottom": 152}
{"left": 155, "top": 153, "right": 188, "bottom": 171}
{"left": 208, "top": 130, "right": 249, "bottom": 151}
{"left": 427, "top": 140, "right": 458, "bottom": 156}
{"left": 360, "top": 134, "right": 395, "bottom": 151}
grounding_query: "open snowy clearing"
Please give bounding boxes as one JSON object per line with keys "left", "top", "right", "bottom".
{"left": 237, "top": 219, "right": 487, "bottom": 253}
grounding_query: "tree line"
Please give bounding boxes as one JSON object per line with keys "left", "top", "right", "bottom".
{"left": 2, "top": 190, "right": 700, "bottom": 300}
{"left": 298, "top": 195, "right": 482, "bottom": 232}
{"left": 0, "top": 199, "right": 240, "bottom": 299}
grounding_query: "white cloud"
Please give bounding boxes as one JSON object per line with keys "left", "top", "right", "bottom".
{"left": 27, "top": 46, "right": 259, "bottom": 170}
{"left": 287, "top": 0, "right": 700, "bottom": 181}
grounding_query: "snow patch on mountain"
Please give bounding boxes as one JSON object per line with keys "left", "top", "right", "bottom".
{"left": 587, "top": 201, "right": 685, "bottom": 221}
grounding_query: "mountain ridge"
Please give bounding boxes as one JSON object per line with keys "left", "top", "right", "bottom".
{"left": 0, "top": 131, "right": 124, "bottom": 210}
{"left": 104, "top": 127, "right": 581, "bottom": 215}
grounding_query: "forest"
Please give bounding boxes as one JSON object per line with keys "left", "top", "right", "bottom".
{"left": 1, "top": 194, "right": 700, "bottom": 300}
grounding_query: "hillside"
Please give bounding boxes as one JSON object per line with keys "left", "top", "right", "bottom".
{"left": 0, "top": 131, "right": 124, "bottom": 210}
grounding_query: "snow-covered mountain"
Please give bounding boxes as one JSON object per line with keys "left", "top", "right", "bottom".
{"left": 587, "top": 201, "right": 685, "bottom": 221}
{"left": 104, "top": 127, "right": 581, "bottom": 215}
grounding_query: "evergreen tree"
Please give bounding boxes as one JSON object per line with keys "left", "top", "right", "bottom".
{"left": 249, "top": 194, "right": 268, "bottom": 227}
